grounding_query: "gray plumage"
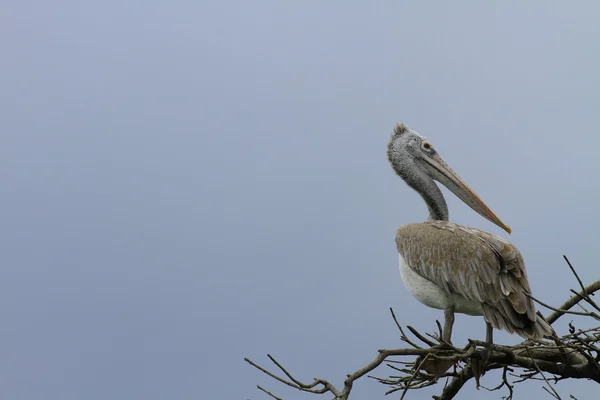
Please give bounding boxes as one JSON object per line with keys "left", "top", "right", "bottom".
{"left": 388, "top": 123, "right": 551, "bottom": 341}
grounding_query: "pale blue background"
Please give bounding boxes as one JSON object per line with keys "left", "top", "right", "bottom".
{"left": 1, "top": 1, "right": 599, "bottom": 399}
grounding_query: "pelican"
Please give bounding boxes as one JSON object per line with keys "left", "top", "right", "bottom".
{"left": 387, "top": 123, "right": 551, "bottom": 345}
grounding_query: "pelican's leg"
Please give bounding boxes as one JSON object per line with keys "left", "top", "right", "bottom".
{"left": 418, "top": 307, "right": 456, "bottom": 376}
{"left": 482, "top": 322, "right": 493, "bottom": 365}
{"left": 486, "top": 322, "right": 493, "bottom": 344}
{"left": 472, "top": 322, "right": 494, "bottom": 388}
{"left": 442, "top": 307, "right": 455, "bottom": 344}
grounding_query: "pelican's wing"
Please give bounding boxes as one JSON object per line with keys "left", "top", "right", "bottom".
{"left": 395, "top": 221, "right": 551, "bottom": 338}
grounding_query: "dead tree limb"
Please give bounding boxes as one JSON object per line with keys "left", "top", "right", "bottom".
{"left": 246, "top": 255, "right": 600, "bottom": 399}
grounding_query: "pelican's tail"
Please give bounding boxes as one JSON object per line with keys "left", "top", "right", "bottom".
{"left": 482, "top": 302, "right": 554, "bottom": 339}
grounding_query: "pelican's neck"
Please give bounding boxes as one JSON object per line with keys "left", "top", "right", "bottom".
{"left": 420, "top": 178, "right": 449, "bottom": 221}
{"left": 406, "top": 164, "right": 449, "bottom": 221}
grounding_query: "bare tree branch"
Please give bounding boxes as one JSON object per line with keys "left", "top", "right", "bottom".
{"left": 257, "top": 385, "right": 283, "bottom": 400}
{"left": 529, "top": 293, "right": 600, "bottom": 321}
{"left": 246, "top": 257, "right": 600, "bottom": 400}
{"left": 562, "top": 256, "right": 600, "bottom": 316}
{"left": 547, "top": 261, "right": 600, "bottom": 324}
{"left": 526, "top": 348, "right": 562, "bottom": 399}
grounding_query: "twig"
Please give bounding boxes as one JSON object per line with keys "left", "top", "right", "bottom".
{"left": 564, "top": 256, "right": 587, "bottom": 297}
{"left": 257, "top": 385, "right": 283, "bottom": 400}
{"left": 527, "top": 348, "right": 561, "bottom": 399}
{"left": 390, "top": 308, "right": 422, "bottom": 349}
{"left": 503, "top": 366, "right": 515, "bottom": 400}
{"left": 564, "top": 255, "right": 600, "bottom": 314}
{"left": 528, "top": 294, "right": 600, "bottom": 321}
{"left": 436, "top": 320, "right": 444, "bottom": 340}
{"left": 407, "top": 325, "right": 437, "bottom": 347}
{"left": 267, "top": 354, "right": 305, "bottom": 388}
{"left": 480, "top": 366, "right": 515, "bottom": 400}
{"left": 547, "top": 280, "right": 600, "bottom": 324}
{"left": 400, "top": 354, "right": 431, "bottom": 400}
{"left": 244, "top": 356, "right": 339, "bottom": 396}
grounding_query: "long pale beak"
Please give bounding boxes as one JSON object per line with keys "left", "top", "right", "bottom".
{"left": 426, "top": 153, "right": 512, "bottom": 234}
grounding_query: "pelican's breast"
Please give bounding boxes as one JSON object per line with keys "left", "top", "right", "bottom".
{"left": 398, "top": 253, "right": 483, "bottom": 316}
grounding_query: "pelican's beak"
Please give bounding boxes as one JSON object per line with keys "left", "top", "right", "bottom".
{"left": 425, "top": 153, "right": 512, "bottom": 234}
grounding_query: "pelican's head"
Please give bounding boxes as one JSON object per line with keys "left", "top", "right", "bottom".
{"left": 387, "top": 123, "right": 511, "bottom": 234}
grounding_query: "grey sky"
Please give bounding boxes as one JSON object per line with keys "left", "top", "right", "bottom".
{"left": 1, "top": 1, "right": 599, "bottom": 399}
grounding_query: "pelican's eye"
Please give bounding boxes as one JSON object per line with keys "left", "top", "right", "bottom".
{"left": 421, "top": 141, "right": 434, "bottom": 152}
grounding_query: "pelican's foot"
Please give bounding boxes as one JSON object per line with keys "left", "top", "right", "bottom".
{"left": 470, "top": 347, "right": 491, "bottom": 389}
{"left": 416, "top": 342, "right": 456, "bottom": 377}
{"left": 481, "top": 347, "right": 491, "bottom": 366}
